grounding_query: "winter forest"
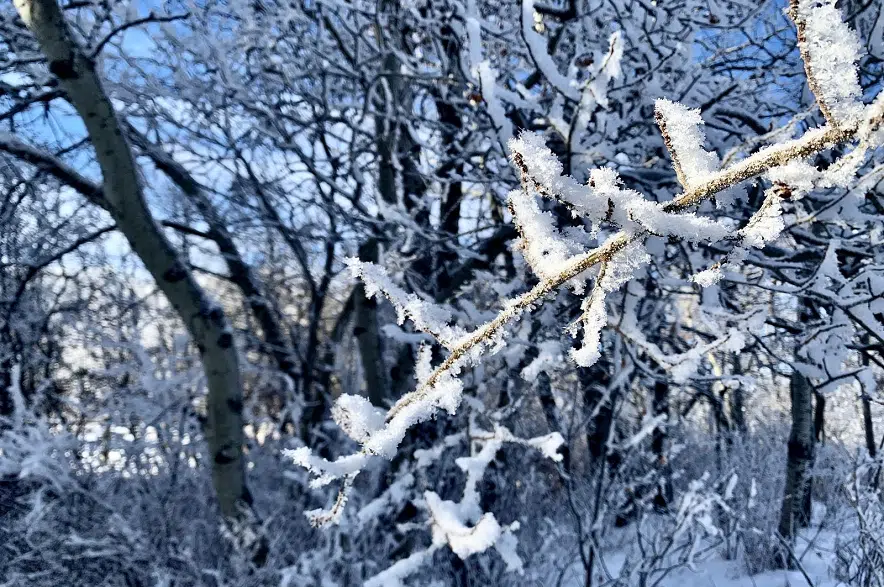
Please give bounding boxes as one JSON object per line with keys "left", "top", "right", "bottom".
{"left": 3, "top": 0, "right": 884, "bottom": 585}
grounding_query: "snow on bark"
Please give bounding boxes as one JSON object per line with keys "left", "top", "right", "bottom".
{"left": 507, "top": 188, "right": 586, "bottom": 280}
{"left": 345, "top": 258, "right": 468, "bottom": 349}
{"left": 509, "top": 132, "right": 606, "bottom": 221}
{"left": 791, "top": 0, "right": 865, "bottom": 128}
{"left": 520, "top": 0, "right": 580, "bottom": 101}
{"left": 655, "top": 99, "right": 720, "bottom": 188}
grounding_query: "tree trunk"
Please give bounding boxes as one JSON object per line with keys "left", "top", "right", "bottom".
{"left": 651, "top": 380, "right": 673, "bottom": 509}
{"left": 0, "top": 360, "right": 22, "bottom": 519}
{"left": 730, "top": 384, "right": 747, "bottom": 435}
{"left": 813, "top": 391, "right": 825, "bottom": 444}
{"left": 12, "top": 0, "right": 255, "bottom": 537}
{"left": 0, "top": 357, "right": 12, "bottom": 421}
{"left": 727, "top": 355, "right": 748, "bottom": 437}
{"left": 129, "top": 131, "right": 302, "bottom": 390}
{"left": 860, "top": 348, "right": 879, "bottom": 488}
{"left": 536, "top": 371, "right": 571, "bottom": 470}
{"left": 777, "top": 370, "right": 815, "bottom": 565}
{"left": 863, "top": 395, "right": 877, "bottom": 460}
{"left": 353, "top": 41, "right": 408, "bottom": 408}
{"left": 433, "top": 30, "right": 464, "bottom": 293}
{"left": 354, "top": 239, "right": 390, "bottom": 407}
{"left": 581, "top": 364, "right": 618, "bottom": 469}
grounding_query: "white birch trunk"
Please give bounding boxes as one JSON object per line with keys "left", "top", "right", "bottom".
{"left": 11, "top": 0, "right": 254, "bottom": 531}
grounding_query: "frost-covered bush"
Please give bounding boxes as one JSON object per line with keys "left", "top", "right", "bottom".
{"left": 835, "top": 456, "right": 884, "bottom": 587}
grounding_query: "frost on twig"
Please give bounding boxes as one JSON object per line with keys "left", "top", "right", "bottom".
{"left": 655, "top": 99, "right": 720, "bottom": 189}
{"left": 569, "top": 240, "right": 651, "bottom": 367}
{"left": 741, "top": 186, "right": 787, "bottom": 251}
{"left": 691, "top": 184, "right": 788, "bottom": 287}
{"left": 510, "top": 130, "right": 736, "bottom": 365}
{"left": 507, "top": 186, "right": 588, "bottom": 282}
{"left": 509, "top": 132, "right": 733, "bottom": 242}
{"left": 789, "top": 0, "right": 865, "bottom": 128}
{"left": 655, "top": 99, "right": 747, "bottom": 206}
{"left": 345, "top": 258, "right": 468, "bottom": 349}
{"left": 331, "top": 394, "right": 385, "bottom": 444}
{"left": 590, "top": 167, "right": 733, "bottom": 241}
{"left": 297, "top": 103, "right": 882, "bottom": 528}
{"left": 509, "top": 132, "right": 606, "bottom": 222}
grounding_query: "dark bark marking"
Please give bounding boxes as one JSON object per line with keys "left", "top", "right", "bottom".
{"left": 227, "top": 398, "right": 243, "bottom": 414}
{"left": 48, "top": 58, "right": 77, "bottom": 80}
{"left": 217, "top": 332, "right": 233, "bottom": 348}
{"left": 214, "top": 448, "right": 236, "bottom": 465}
{"left": 162, "top": 262, "right": 187, "bottom": 283}
{"left": 787, "top": 439, "right": 814, "bottom": 460}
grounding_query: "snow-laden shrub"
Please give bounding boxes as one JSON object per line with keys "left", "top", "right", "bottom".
{"left": 835, "top": 456, "right": 884, "bottom": 587}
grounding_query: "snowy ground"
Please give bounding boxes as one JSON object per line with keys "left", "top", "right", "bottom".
{"left": 558, "top": 503, "right": 849, "bottom": 587}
